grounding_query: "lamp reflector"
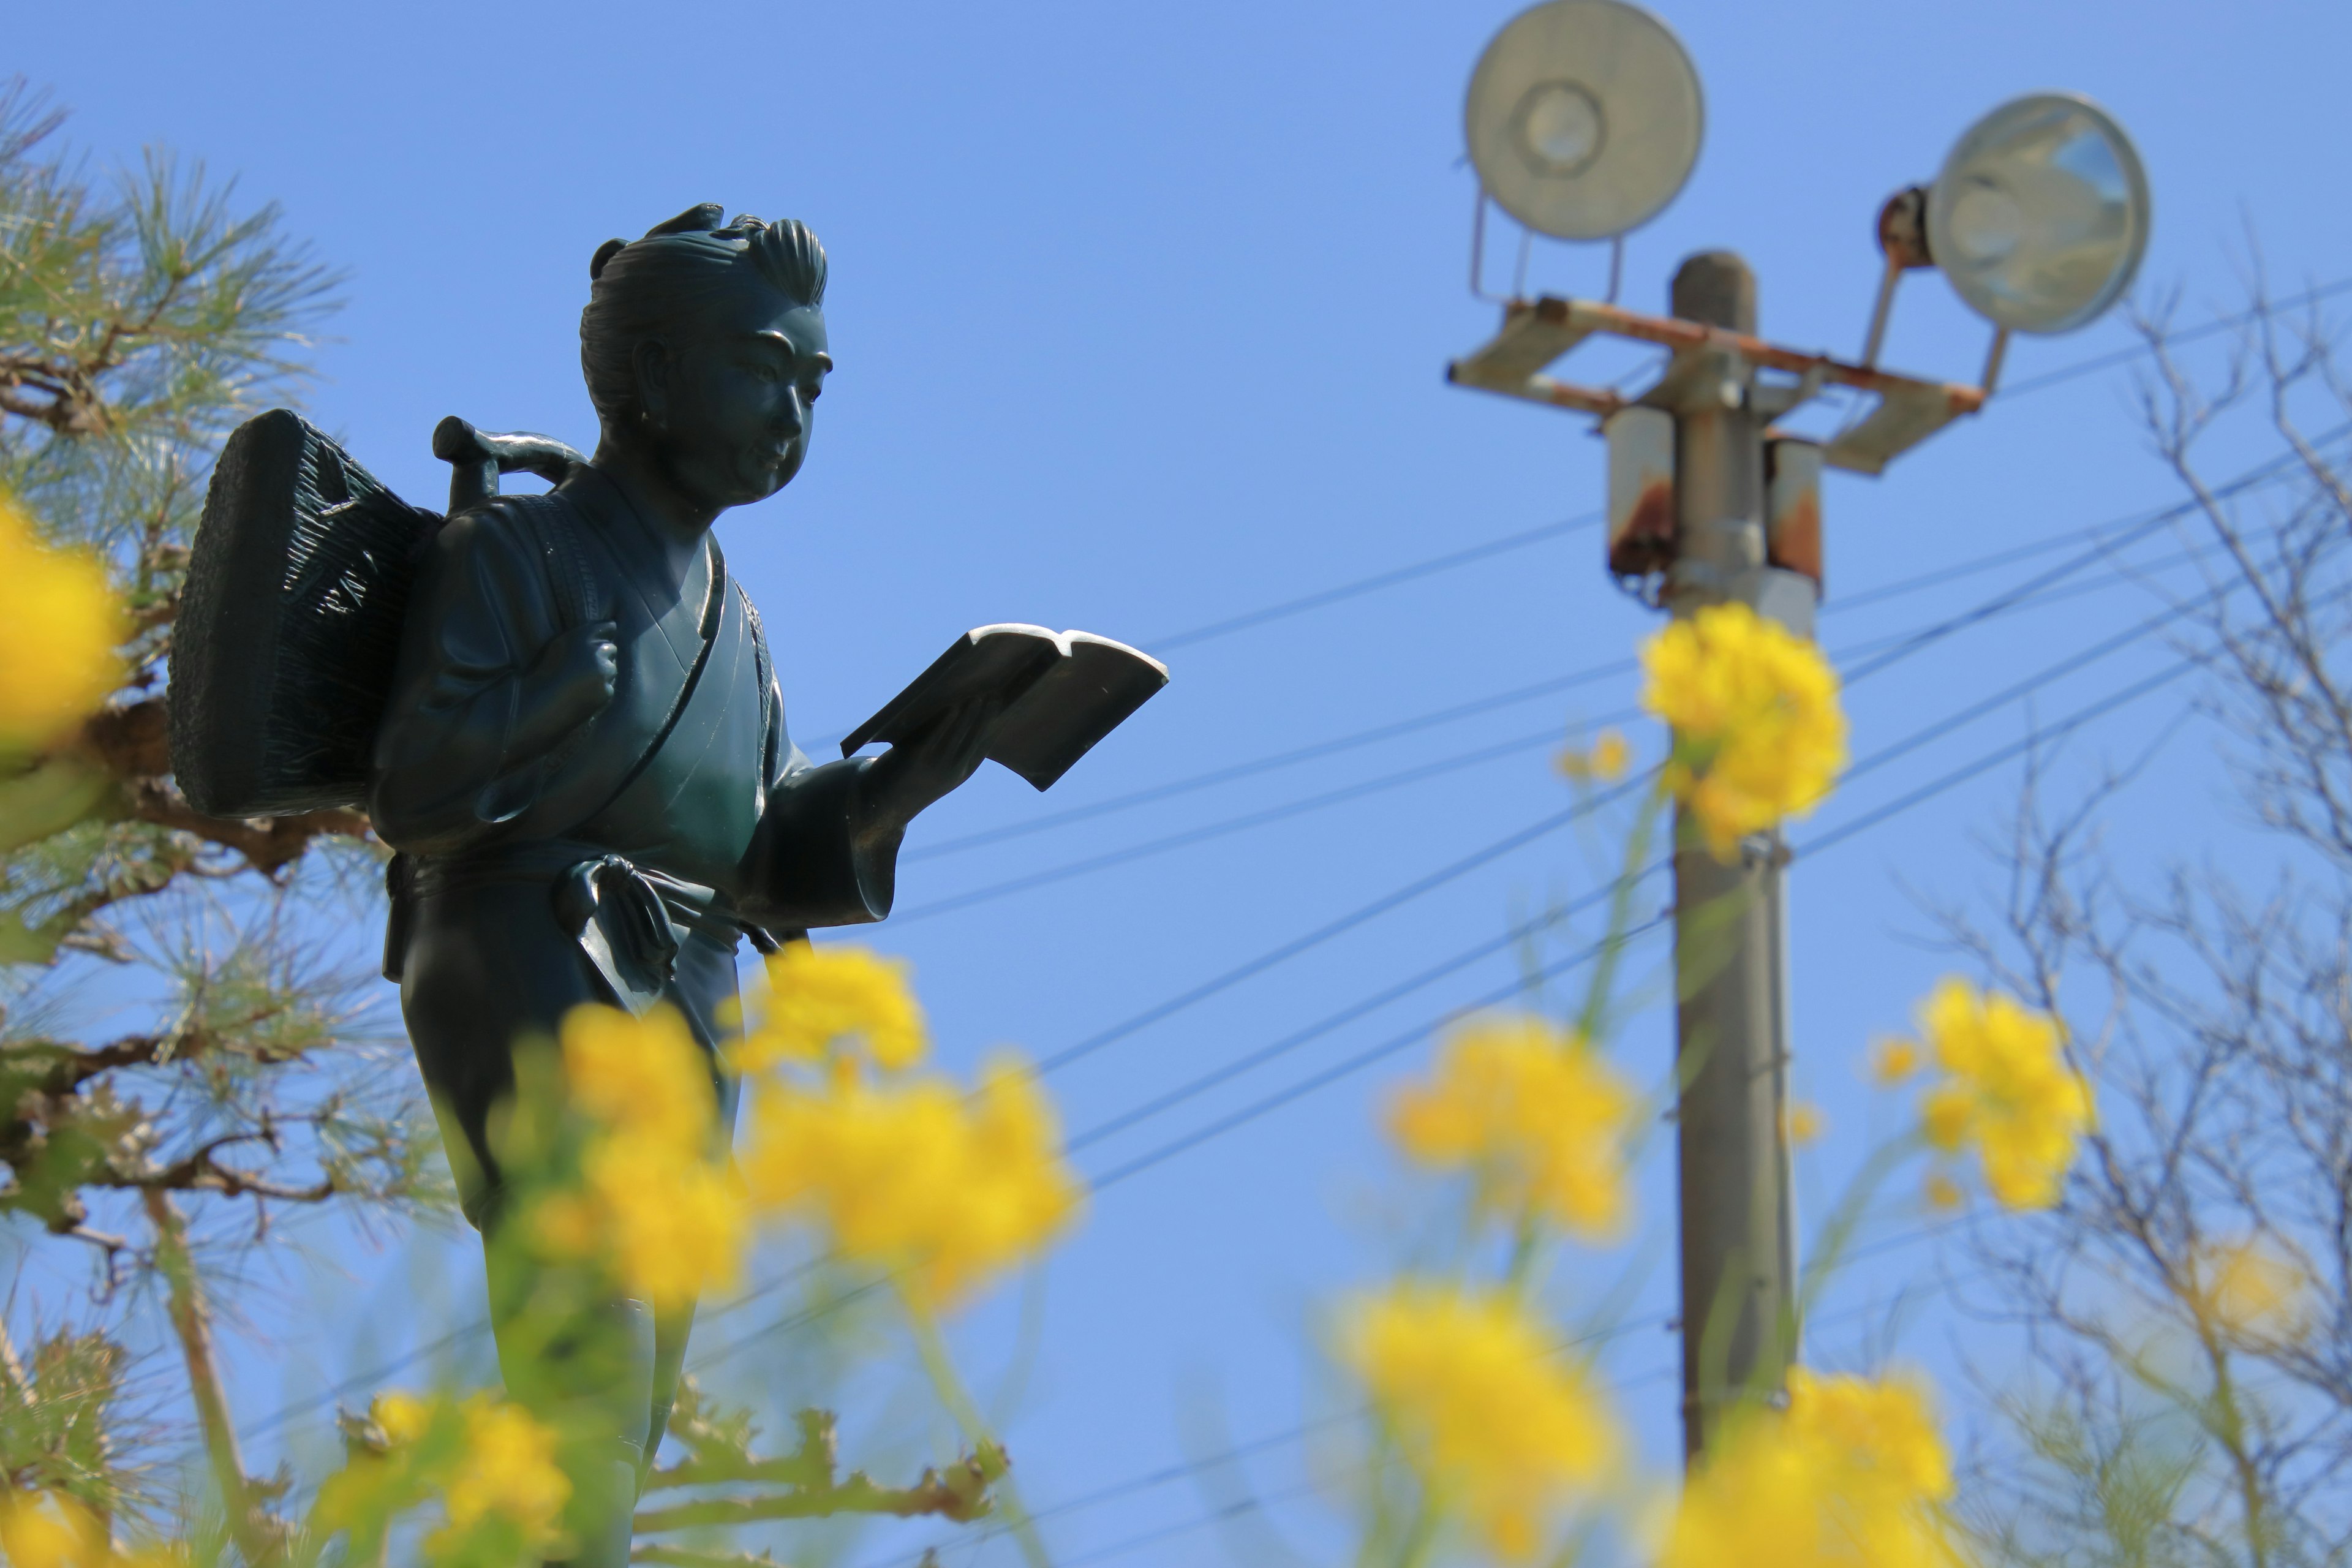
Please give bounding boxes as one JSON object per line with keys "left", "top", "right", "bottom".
{"left": 1465, "top": 0, "right": 1703, "bottom": 242}
{"left": 1928, "top": 92, "right": 2151, "bottom": 335}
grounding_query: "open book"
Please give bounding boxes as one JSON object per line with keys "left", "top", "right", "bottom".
{"left": 840, "top": 625, "right": 1169, "bottom": 791}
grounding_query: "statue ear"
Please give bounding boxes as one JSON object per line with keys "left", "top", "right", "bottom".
{"left": 631, "top": 337, "right": 673, "bottom": 428}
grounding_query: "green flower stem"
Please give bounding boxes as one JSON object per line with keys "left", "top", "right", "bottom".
{"left": 899, "top": 1284, "right": 1052, "bottom": 1568}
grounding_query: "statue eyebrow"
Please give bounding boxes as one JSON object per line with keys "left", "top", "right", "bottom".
{"left": 750, "top": 331, "right": 831, "bottom": 373}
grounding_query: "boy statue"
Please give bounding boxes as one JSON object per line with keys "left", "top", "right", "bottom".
{"left": 368, "top": 203, "right": 997, "bottom": 1564}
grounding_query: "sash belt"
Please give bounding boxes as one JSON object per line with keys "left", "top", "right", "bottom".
{"left": 385, "top": 842, "right": 777, "bottom": 1006}
{"left": 551, "top": 854, "right": 690, "bottom": 1016}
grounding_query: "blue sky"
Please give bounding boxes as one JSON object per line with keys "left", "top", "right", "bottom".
{"left": 17, "top": 1, "right": 2352, "bottom": 1562}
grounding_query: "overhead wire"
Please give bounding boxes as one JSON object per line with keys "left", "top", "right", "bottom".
{"left": 243, "top": 295, "right": 2347, "bottom": 1447}
{"left": 897, "top": 442, "right": 2323, "bottom": 894}
{"left": 1107, "top": 276, "right": 2351, "bottom": 663}
{"left": 886, "top": 1224, "right": 1988, "bottom": 1568}
{"left": 680, "top": 555, "right": 2254, "bottom": 1481}
{"left": 1071, "top": 564, "right": 2257, "bottom": 1189}
{"left": 892, "top": 514, "right": 2274, "bottom": 929}
{"left": 1021, "top": 439, "right": 2328, "bottom": 1094}
{"left": 528, "top": 430, "right": 2345, "bottom": 1454}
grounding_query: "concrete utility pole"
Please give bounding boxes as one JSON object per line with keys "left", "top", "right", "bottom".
{"left": 1447, "top": 97, "right": 2126, "bottom": 1468}
{"left": 1657, "top": 252, "right": 1812, "bottom": 1462}
{"left": 1449, "top": 0, "right": 2150, "bottom": 1472}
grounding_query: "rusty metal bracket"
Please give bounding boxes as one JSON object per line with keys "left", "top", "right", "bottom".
{"left": 1446, "top": 295, "right": 1989, "bottom": 476}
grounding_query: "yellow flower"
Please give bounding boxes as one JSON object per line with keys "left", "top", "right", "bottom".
{"left": 1786, "top": 1102, "right": 1826, "bottom": 1147}
{"left": 536, "top": 1004, "right": 745, "bottom": 1307}
{"left": 1341, "top": 1284, "right": 1615, "bottom": 1561}
{"left": 1556, "top": 727, "right": 1632, "bottom": 784}
{"left": 442, "top": 1397, "right": 571, "bottom": 1540}
{"left": 1387, "top": 1015, "right": 1640, "bottom": 1242}
{"left": 0, "top": 496, "right": 124, "bottom": 752}
{"left": 737, "top": 944, "right": 929, "bottom": 1072}
{"left": 2191, "top": 1238, "right": 2309, "bottom": 1338}
{"left": 557, "top": 1002, "right": 717, "bottom": 1155}
{"left": 0, "top": 1491, "right": 110, "bottom": 1567}
{"left": 373, "top": 1390, "right": 435, "bottom": 1446}
{"left": 1923, "top": 1171, "right": 1964, "bottom": 1213}
{"left": 1660, "top": 1368, "right": 1962, "bottom": 1568}
{"left": 1869, "top": 1038, "right": 1922, "bottom": 1087}
{"left": 582, "top": 1129, "right": 747, "bottom": 1308}
{"left": 1899, "top": 979, "right": 2092, "bottom": 1212}
{"left": 1640, "top": 602, "right": 1847, "bottom": 859}
{"left": 343, "top": 1392, "right": 571, "bottom": 1561}
{"left": 742, "top": 1053, "right": 1082, "bottom": 1308}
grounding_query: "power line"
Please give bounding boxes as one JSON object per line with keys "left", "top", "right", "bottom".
{"left": 1019, "top": 455, "right": 2306, "bottom": 1087}
{"left": 665, "top": 467, "right": 2308, "bottom": 1395}
{"left": 1067, "top": 895, "right": 1658, "bottom": 1158}
{"left": 922, "top": 1252, "right": 1974, "bottom": 1568}
{"left": 1084, "top": 915, "right": 1671, "bottom": 1191}
{"left": 1074, "top": 596, "right": 2234, "bottom": 1190}
{"left": 903, "top": 661, "right": 1638, "bottom": 865}
{"left": 1107, "top": 276, "right": 2352, "bottom": 666}
{"left": 1032, "top": 774, "right": 1649, "bottom": 1079}
{"left": 895, "top": 521, "right": 2264, "bottom": 929}
{"left": 675, "top": 575, "right": 2234, "bottom": 1460}
{"left": 249, "top": 525, "right": 2208, "bottom": 1446}
{"left": 1997, "top": 276, "right": 2352, "bottom": 400}
{"left": 1142, "top": 510, "right": 1604, "bottom": 654}
{"left": 892, "top": 723, "right": 1625, "bottom": 926}
{"left": 905, "top": 468, "right": 2296, "bottom": 873}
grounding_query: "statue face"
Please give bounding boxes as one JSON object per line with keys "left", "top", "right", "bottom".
{"left": 643, "top": 277, "right": 832, "bottom": 513}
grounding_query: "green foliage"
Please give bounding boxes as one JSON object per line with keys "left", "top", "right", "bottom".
{"left": 0, "top": 76, "right": 440, "bottom": 1545}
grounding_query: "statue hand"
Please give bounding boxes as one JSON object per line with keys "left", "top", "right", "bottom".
{"left": 862, "top": 694, "right": 1000, "bottom": 832}
{"left": 521, "top": 620, "right": 620, "bottom": 737}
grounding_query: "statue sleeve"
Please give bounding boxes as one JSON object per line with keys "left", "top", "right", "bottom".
{"left": 734, "top": 636, "right": 902, "bottom": 930}
{"left": 368, "top": 507, "right": 572, "bottom": 853}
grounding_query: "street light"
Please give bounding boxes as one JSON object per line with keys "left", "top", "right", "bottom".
{"left": 1442, "top": 0, "right": 2152, "bottom": 1465}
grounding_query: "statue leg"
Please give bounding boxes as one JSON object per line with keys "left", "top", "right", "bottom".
{"left": 636, "top": 932, "right": 745, "bottom": 1474}
{"left": 401, "top": 883, "right": 663, "bottom": 1564}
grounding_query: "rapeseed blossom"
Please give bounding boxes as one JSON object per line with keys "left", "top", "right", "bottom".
{"left": 742, "top": 1054, "right": 1082, "bottom": 1308}
{"left": 1660, "top": 1367, "right": 1963, "bottom": 1568}
{"left": 0, "top": 494, "right": 123, "bottom": 752}
{"left": 1639, "top": 602, "right": 1847, "bottom": 859}
{"left": 328, "top": 1392, "right": 571, "bottom": 1564}
{"left": 439, "top": 1399, "right": 572, "bottom": 1540}
{"left": 1870, "top": 1036, "right": 1923, "bottom": 1087}
{"left": 556, "top": 1001, "right": 718, "bottom": 1151}
{"left": 0, "top": 1493, "right": 179, "bottom": 1568}
{"left": 736, "top": 943, "right": 927, "bottom": 1072}
{"left": 1556, "top": 727, "right": 1632, "bottom": 784}
{"left": 0, "top": 1492, "right": 109, "bottom": 1568}
{"left": 2190, "top": 1238, "right": 2309, "bottom": 1338}
{"left": 1902, "top": 978, "right": 2093, "bottom": 1212}
{"left": 1387, "top": 1014, "right": 1640, "bottom": 1242}
{"left": 1342, "top": 1284, "right": 1615, "bottom": 1560}
{"left": 532, "top": 1003, "right": 745, "bottom": 1307}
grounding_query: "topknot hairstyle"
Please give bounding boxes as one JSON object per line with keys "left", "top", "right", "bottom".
{"left": 579, "top": 203, "right": 829, "bottom": 428}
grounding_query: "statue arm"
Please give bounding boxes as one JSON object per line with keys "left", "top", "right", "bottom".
{"left": 732, "top": 643, "right": 901, "bottom": 929}
{"left": 368, "top": 510, "right": 606, "bottom": 853}
{"left": 737, "top": 750, "right": 902, "bottom": 929}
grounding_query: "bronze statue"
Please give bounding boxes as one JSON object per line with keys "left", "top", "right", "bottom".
{"left": 169, "top": 202, "right": 1163, "bottom": 1566}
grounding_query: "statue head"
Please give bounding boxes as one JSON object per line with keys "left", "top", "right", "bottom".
{"left": 580, "top": 203, "right": 831, "bottom": 513}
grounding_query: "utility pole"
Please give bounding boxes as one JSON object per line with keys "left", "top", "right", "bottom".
{"left": 1449, "top": 0, "right": 2151, "bottom": 1473}
{"left": 1656, "top": 252, "right": 1810, "bottom": 1461}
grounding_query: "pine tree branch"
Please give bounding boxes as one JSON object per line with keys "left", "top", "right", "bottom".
{"left": 125, "top": 780, "right": 368, "bottom": 878}
{"left": 141, "top": 1188, "right": 284, "bottom": 1564}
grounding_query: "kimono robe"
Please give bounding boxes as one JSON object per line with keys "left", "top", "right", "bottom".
{"left": 371, "top": 464, "right": 902, "bottom": 1499}
{"left": 371, "top": 462, "right": 902, "bottom": 1224}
